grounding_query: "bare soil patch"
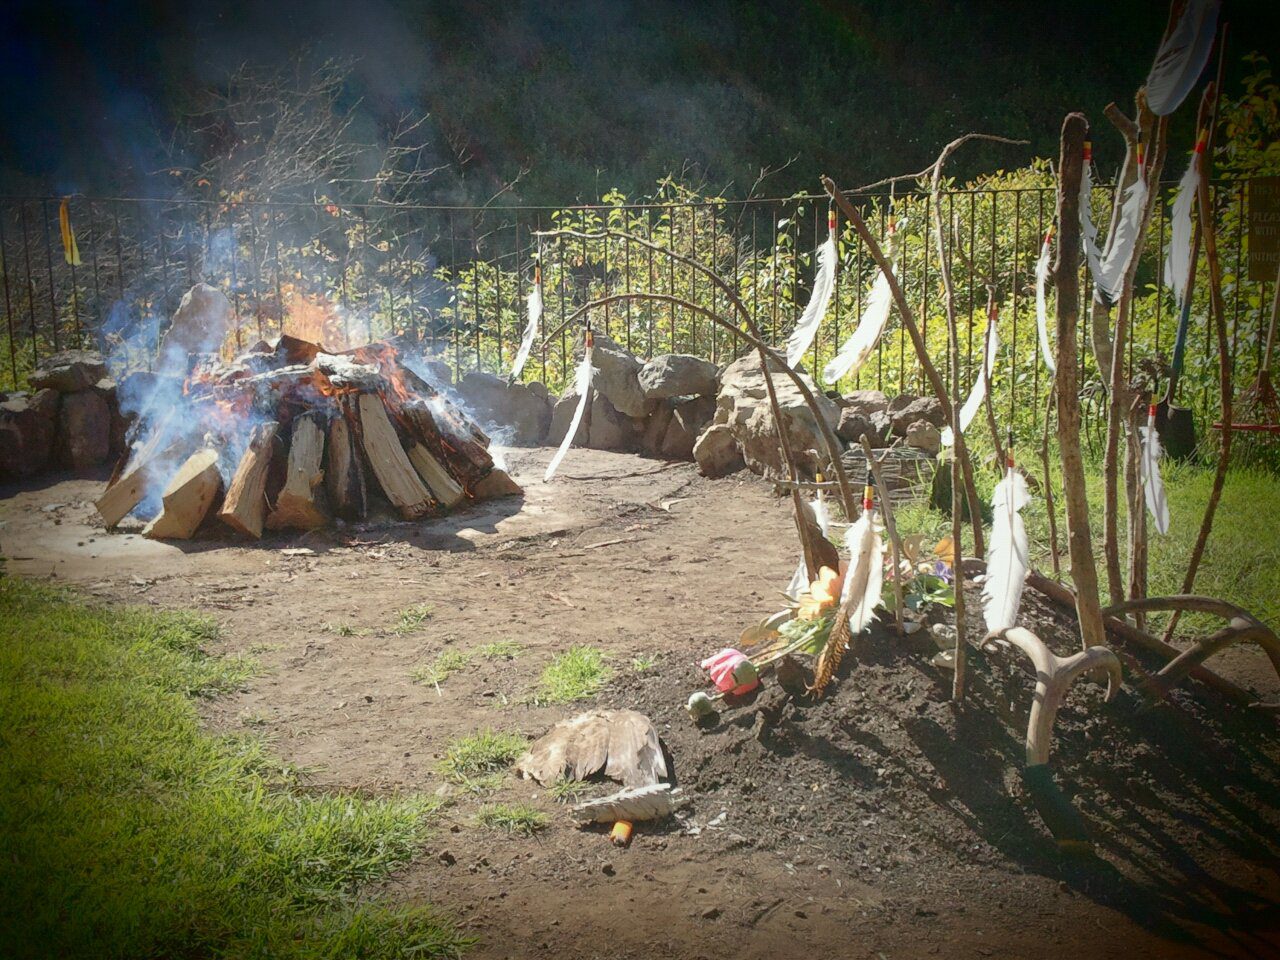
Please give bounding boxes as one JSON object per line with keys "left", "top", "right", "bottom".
{"left": 3, "top": 448, "right": 1278, "bottom": 959}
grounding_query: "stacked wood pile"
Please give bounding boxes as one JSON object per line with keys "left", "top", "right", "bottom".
{"left": 95, "top": 335, "right": 521, "bottom": 540}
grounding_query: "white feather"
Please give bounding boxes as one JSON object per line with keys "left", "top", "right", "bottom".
{"left": 1165, "top": 151, "right": 1199, "bottom": 312}
{"left": 1095, "top": 174, "right": 1149, "bottom": 306}
{"left": 941, "top": 320, "right": 1000, "bottom": 447}
{"left": 1140, "top": 416, "right": 1171, "bottom": 535}
{"left": 1080, "top": 158, "right": 1104, "bottom": 278}
{"left": 983, "top": 466, "right": 1031, "bottom": 633}
{"left": 509, "top": 278, "right": 543, "bottom": 381}
{"left": 544, "top": 342, "right": 594, "bottom": 482}
{"left": 785, "top": 495, "right": 832, "bottom": 600}
{"left": 786, "top": 232, "right": 837, "bottom": 368}
{"left": 1035, "top": 232, "right": 1056, "bottom": 375}
{"left": 839, "top": 509, "right": 884, "bottom": 635}
{"left": 1145, "top": 0, "right": 1221, "bottom": 117}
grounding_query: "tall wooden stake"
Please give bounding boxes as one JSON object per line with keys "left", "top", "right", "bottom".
{"left": 1053, "top": 114, "right": 1108, "bottom": 652}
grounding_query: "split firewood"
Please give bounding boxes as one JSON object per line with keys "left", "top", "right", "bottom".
{"left": 356, "top": 393, "right": 436, "bottom": 520}
{"left": 218, "top": 421, "right": 280, "bottom": 538}
{"left": 406, "top": 442, "right": 466, "bottom": 508}
{"left": 472, "top": 467, "right": 522, "bottom": 500}
{"left": 142, "top": 448, "right": 222, "bottom": 540}
{"left": 266, "top": 412, "right": 330, "bottom": 531}
{"left": 96, "top": 410, "right": 183, "bottom": 528}
{"left": 327, "top": 398, "right": 367, "bottom": 520}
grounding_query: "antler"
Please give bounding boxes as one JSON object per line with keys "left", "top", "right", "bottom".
{"left": 989, "top": 627, "right": 1123, "bottom": 767}
{"left": 1103, "top": 596, "right": 1280, "bottom": 708}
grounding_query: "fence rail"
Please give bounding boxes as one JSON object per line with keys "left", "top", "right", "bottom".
{"left": 0, "top": 180, "right": 1270, "bottom": 437}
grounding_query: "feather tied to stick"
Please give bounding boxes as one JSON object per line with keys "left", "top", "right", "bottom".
{"left": 786, "top": 205, "right": 838, "bottom": 369}
{"left": 812, "top": 478, "right": 883, "bottom": 696}
{"left": 544, "top": 330, "right": 594, "bottom": 482}
{"left": 1035, "top": 227, "right": 1056, "bottom": 374}
{"left": 509, "top": 264, "right": 543, "bottom": 382}
{"left": 1140, "top": 402, "right": 1171, "bottom": 535}
{"left": 786, "top": 488, "right": 832, "bottom": 600}
{"left": 1145, "top": 0, "right": 1221, "bottom": 117}
{"left": 1094, "top": 146, "right": 1149, "bottom": 306}
{"left": 1080, "top": 141, "right": 1103, "bottom": 278}
{"left": 941, "top": 312, "right": 1000, "bottom": 447}
{"left": 983, "top": 454, "right": 1032, "bottom": 633}
{"left": 1165, "top": 136, "right": 1204, "bottom": 313}
{"left": 823, "top": 218, "right": 905, "bottom": 385}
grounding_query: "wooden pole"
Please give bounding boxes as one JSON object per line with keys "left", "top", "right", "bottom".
{"left": 1053, "top": 113, "right": 1108, "bottom": 652}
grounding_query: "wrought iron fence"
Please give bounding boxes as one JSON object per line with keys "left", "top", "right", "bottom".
{"left": 0, "top": 180, "right": 1270, "bottom": 436}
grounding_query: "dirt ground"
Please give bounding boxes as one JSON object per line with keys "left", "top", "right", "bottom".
{"left": 3, "top": 447, "right": 1279, "bottom": 960}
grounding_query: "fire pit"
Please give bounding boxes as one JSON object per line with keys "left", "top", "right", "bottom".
{"left": 95, "top": 334, "right": 520, "bottom": 540}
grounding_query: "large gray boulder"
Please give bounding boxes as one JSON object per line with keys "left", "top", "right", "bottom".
{"left": 455, "top": 371, "right": 553, "bottom": 446}
{"left": 638, "top": 354, "right": 718, "bottom": 400}
{"left": 579, "top": 334, "right": 649, "bottom": 418}
{"left": 30, "top": 350, "right": 108, "bottom": 394}
{"left": 160, "top": 283, "right": 235, "bottom": 369}
{"left": 659, "top": 394, "right": 717, "bottom": 460}
{"left": 57, "top": 390, "right": 111, "bottom": 470}
{"left": 547, "top": 390, "right": 591, "bottom": 447}
{"left": 714, "top": 354, "right": 842, "bottom": 478}
{"left": 693, "top": 424, "right": 744, "bottom": 478}
{"left": 888, "top": 394, "right": 945, "bottom": 435}
{"left": 0, "top": 388, "right": 59, "bottom": 478}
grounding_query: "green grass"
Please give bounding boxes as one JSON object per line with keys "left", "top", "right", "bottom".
{"left": 393, "top": 604, "right": 434, "bottom": 634}
{"left": 476, "top": 640, "right": 523, "bottom": 660}
{"left": 892, "top": 453, "right": 1280, "bottom": 635}
{"left": 411, "top": 649, "right": 471, "bottom": 687}
{"left": 630, "top": 654, "right": 658, "bottom": 673}
{"left": 547, "top": 777, "right": 588, "bottom": 804}
{"left": 437, "top": 730, "right": 526, "bottom": 791}
{"left": 0, "top": 577, "right": 471, "bottom": 960}
{"left": 536, "top": 646, "right": 610, "bottom": 704}
{"left": 474, "top": 803, "right": 548, "bottom": 837}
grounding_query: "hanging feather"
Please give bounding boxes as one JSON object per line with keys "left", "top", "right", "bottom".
{"left": 1035, "top": 227, "right": 1056, "bottom": 375}
{"left": 1164, "top": 136, "right": 1204, "bottom": 313}
{"left": 58, "top": 199, "right": 81, "bottom": 267}
{"left": 1145, "top": 0, "right": 1221, "bottom": 117}
{"left": 941, "top": 317, "right": 1000, "bottom": 447}
{"left": 544, "top": 331, "right": 594, "bottom": 482}
{"left": 1139, "top": 402, "right": 1171, "bottom": 535}
{"left": 983, "top": 460, "right": 1032, "bottom": 633}
{"left": 822, "top": 218, "right": 905, "bottom": 385}
{"left": 785, "top": 491, "right": 832, "bottom": 599}
{"left": 785, "top": 206, "right": 837, "bottom": 369}
{"left": 1094, "top": 147, "right": 1149, "bottom": 306}
{"left": 509, "top": 265, "right": 543, "bottom": 382}
{"left": 1080, "top": 142, "right": 1104, "bottom": 279}
{"left": 812, "top": 480, "right": 883, "bottom": 696}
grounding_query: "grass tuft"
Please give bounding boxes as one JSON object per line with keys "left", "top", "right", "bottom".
{"left": 536, "top": 646, "right": 610, "bottom": 704}
{"left": 393, "top": 604, "right": 434, "bottom": 634}
{"left": 477, "top": 640, "right": 523, "bottom": 660}
{"left": 438, "top": 730, "right": 526, "bottom": 789}
{"left": 411, "top": 649, "right": 471, "bottom": 687}
{"left": 0, "top": 577, "right": 471, "bottom": 959}
{"left": 475, "top": 803, "right": 548, "bottom": 836}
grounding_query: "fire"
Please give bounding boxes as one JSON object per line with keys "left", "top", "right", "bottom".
{"left": 279, "top": 283, "right": 351, "bottom": 352}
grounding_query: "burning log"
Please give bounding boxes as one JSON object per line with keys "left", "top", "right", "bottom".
{"left": 327, "top": 398, "right": 368, "bottom": 520}
{"left": 266, "top": 412, "right": 330, "bottom": 531}
{"left": 142, "top": 448, "right": 222, "bottom": 540}
{"left": 218, "top": 422, "right": 280, "bottom": 539}
{"left": 356, "top": 393, "right": 436, "bottom": 520}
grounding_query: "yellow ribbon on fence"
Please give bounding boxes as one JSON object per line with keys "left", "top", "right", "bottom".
{"left": 58, "top": 198, "right": 81, "bottom": 266}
